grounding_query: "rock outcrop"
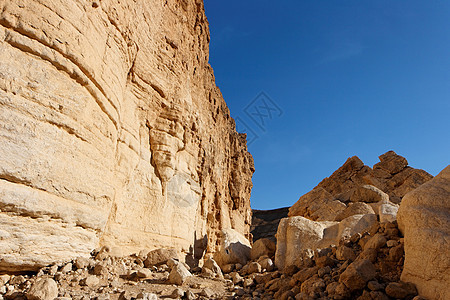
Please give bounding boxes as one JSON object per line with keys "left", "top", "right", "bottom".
{"left": 0, "top": 0, "right": 254, "bottom": 271}
{"left": 277, "top": 151, "right": 433, "bottom": 273}
{"left": 398, "top": 165, "right": 450, "bottom": 300}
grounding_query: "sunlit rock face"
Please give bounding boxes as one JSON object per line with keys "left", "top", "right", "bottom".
{"left": 0, "top": 0, "right": 254, "bottom": 271}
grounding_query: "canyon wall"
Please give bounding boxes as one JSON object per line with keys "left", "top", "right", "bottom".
{"left": 0, "top": 0, "right": 254, "bottom": 271}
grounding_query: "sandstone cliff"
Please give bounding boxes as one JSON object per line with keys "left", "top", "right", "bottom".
{"left": 0, "top": 0, "right": 254, "bottom": 271}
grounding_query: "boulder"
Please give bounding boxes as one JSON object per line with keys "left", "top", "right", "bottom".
{"left": 288, "top": 188, "right": 346, "bottom": 221}
{"left": 144, "top": 248, "right": 178, "bottom": 267}
{"left": 214, "top": 229, "right": 251, "bottom": 268}
{"left": 339, "top": 259, "right": 376, "bottom": 291}
{"left": 378, "top": 202, "right": 399, "bottom": 223}
{"left": 168, "top": 262, "right": 192, "bottom": 285}
{"left": 250, "top": 238, "right": 276, "bottom": 260}
{"left": 27, "top": 278, "right": 58, "bottom": 300}
{"left": 385, "top": 282, "right": 417, "bottom": 299}
{"left": 350, "top": 185, "right": 389, "bottom": 203}
{"left": 202, "top": 258, "right": 223, "bottom": 278}
{"left": 275, "top": 214, "right": 376, "bottom": 270}
{"left": 373, "top": 151, "right": 408, "bottom": 175}
{"left": 335, "top": 202, "right": 375, "bottom": 221}
{"left": 398, "top": 165, "right": 450, "bottom": 300}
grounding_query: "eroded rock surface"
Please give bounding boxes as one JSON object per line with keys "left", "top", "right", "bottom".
{"left": 0, "top": 0, "right": 253, "bottom": 271}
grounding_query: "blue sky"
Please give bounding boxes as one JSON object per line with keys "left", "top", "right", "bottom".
{"left": 204, "top": 1, "right": 450, "bottom": 210}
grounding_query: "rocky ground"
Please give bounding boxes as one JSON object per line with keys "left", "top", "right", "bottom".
{"left": 0, "top": 219, "right": 424, "bottom": 300}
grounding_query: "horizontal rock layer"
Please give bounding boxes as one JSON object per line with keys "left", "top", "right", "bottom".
{"left": 0, "top": 0, "right": 254, "bottom": 271}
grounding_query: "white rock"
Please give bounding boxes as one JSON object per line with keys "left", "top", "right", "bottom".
{"left": 168, "top": 263, "right": 192, "bottom": 285}
{"left": 214, "top": 229, "right": 251, "bottom": 268}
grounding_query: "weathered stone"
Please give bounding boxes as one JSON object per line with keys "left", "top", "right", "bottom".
{"left": 168, "top": 263, "right": 191, "bottom": 285}
{"left": 385, "top": 282, "right": 417, "bottom": 299}
{"left": 144, "top": 249, "right": 178, "bottom": 267}
{"left": 379, "top": 202, "right": 399, "bottom": 223}
{"left": 0, "top": 0, "right": 254, "bottom": 271}
{"left": 258, "top": 257, "right": 274, "bottom": 272}
{"left": 135, "top": 268, "right": 152, "bottom": 279}
{"left": 339, "top": 259, "right": 376, "bottom": 291}
{"left": 351, "top": 185, "right": 389, "bottom": 203}
{"left": 398, "top": 165, "right": 450, "bottom": 300}
{"left": 335, "top": 202, "right": 375, "bottom": 222}
{"left": 80, "top": 275, "right": 99, "bottom": 287}
{"left": 26, "top": 278, "right": 58, "bottom": 300}
{"left": 289, "top": 188, "right": 346, "bottom": 221}
{"left": 373, "top": 151, "right": 408, "bottom": 175}
{"left": 241, "top": 262, "right": 262, "bottom": 275}
{"left": 202, "top": 258, "right": 223, "bottom": 278}
{"left": 214, "top": 229, "right": 251, "bottom": 268}
{"left": 250, "top": 238, "right": 276, "bottom": 260}
{"left": 275, "top": 215, "right": 376, "bottom": 271}
{"left": 336, "top": 245, "right": 356, "bottom": 261}
{"left": 364, "top": 234, "right": 387, "bottom": 252}
{"left": 169, "top": 288, "right": 184, "bottom": 299}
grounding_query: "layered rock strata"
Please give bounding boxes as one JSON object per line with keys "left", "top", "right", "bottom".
{"left": 0, "top": 0, "right": 253, "bottom": 271}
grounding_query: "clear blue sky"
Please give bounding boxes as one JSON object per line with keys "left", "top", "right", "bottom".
{"left": 204, "top": 1, "right": 450, "bottom": 210}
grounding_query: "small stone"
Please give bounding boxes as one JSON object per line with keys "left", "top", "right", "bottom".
{"left": 234, "top": 288, "right": 245, "bottom": 296}
{"left": 243, "top": 278, "right": 254, "bottom": 288}
{"left": 185, "top": 290, "right": 195, "bottom": 300}
{"left": 136, "top": 268, "right": 152, "bottom": 279}
{"left": 386, "top": 240, "right": 398, "bottom": 247}
{"left": 27, "top": 278, "right": 58, "bottom": 300}
{"left": 93, "top": 264, "right": 108, "bottom": 276}
{"left": 242, "top": 262, "right": 262, "bottom": 275}
{"left": 75, "top": 257, "right": 90, "bottom": 269}
{"left": 170, "top": 288, "right": 184, "bottom": 298}
{"left": 339, "top": 259, "right": 376, "bottom": 291}
{"left": 315, "top": 255, "right": 335, "bottom": 268}
{"left": 258, "top": 257, "right": 274, "bottom": 272}
{"left": 364, "top": 233, "right": 387, "bottom": 251}
{"left": 0, "top": 275, "right": 10, "bottom": 286}
{"left": 80, "top": 275, "right": 100, "bottom": 287}
{"left": 368, "top": 280, "right": 383, "bottom": 291}
{"left": 201, "top": 288, "right": 214, "bottom": 298}
{"left": 222, "top": 264, "right": 234, "bottom": 273}
{"left": 49, "top": 265, "right": 58, "bottom": 276}
{"left": 318, "top": 266, "right": 331, "bottom": 277}
{"left": 230, "top": 272, "right": 243, "bottom": 284}
{"left": 385, "top": 282, "right": 417, "bottom": 299}
{"left": 336, "top": 245, "right": 356, "bottom": 261}
{"left": 60, "top": 263, "right": 73, "bottom": 273}
{"left": 9, "top": 275, "right": 26, "bottom": 285}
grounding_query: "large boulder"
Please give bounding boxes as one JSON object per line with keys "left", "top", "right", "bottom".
{"left": 398, "top": 165, "right": 450, "bottom": 300}
{"left": 214, "top": 229, "right": 251, "bottom": 268}
{"left": 288, "top": 188, "right": 346, "bottom": 221}
{"left": 275, "top": 215, "right": 377, "bottom": 271}
{"left": 0, "top": 0, "right": 254, "bottom": 271}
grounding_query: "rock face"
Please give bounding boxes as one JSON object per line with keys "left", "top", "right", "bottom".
{"left": 398, "top": 165, "right": 450, "bottom": 300}
{"left": 251, "top": 207, "right": 289, "bottom": 242}
{"left": 0, "top": 0, "right": 254, "bottom": 271}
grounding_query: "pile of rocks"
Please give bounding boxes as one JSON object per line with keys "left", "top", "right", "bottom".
{"left": 215, "top": 220, "right": 422, "bottom": 300}
{"left": 0, "top": 247, "right": 234, "bottom": 300}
